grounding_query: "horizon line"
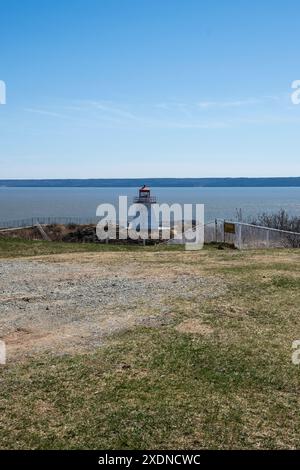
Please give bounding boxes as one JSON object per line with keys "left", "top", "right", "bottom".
{"left": 1, "top": 177, "right": 300, "bottom": 181}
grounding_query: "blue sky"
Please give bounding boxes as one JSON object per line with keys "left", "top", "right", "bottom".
{"left": 0, "top": 0, "right": 299, "bottom": 178}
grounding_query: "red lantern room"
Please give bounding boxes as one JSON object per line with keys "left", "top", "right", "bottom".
{"left": 134, "top": 185, "right": 157, "bottom": 204}
{"left": 139, "top": 184, "right": 151, "bottom": 200}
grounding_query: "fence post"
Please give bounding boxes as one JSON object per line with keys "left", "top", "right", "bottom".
{"left": 266, "top": 229, "right": 270, "bottom": 248}
{"left": 236, "top": 223, "right": 242, "bottom": 249}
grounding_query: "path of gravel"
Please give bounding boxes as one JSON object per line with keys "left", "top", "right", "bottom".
{"left": 0, "top": 254, "right": 225, "bottom": 361}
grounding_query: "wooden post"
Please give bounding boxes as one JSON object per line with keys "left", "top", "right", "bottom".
{"left": 266, "top": 229, "right": 270, "bottom": 248}
{"left": 237, "top": 223, "right": 242, "bottom": 249}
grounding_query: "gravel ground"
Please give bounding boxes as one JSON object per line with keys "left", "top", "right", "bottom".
{"left": 0, "top": 253, "right": 225, "bottom": 361}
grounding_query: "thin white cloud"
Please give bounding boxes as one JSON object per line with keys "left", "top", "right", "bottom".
{"left": 87, "top": 101, "right": 139, "bottom": 120}
{"left": 23, "top": 93, "right": 293, "bottom": 131}
{"left": 25, "top": 108, "right": 69, "bottom": 118}
{"left": 197, "top": 98, "right": 262, "bottom": 109}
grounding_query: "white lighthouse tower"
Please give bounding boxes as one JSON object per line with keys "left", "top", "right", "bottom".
{"left": 132, "top": 185, "right": 158, "bottom": 235}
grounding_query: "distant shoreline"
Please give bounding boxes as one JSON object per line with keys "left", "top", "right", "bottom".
{"left": 1, "top": 178, "right": 300, "bottom": 188}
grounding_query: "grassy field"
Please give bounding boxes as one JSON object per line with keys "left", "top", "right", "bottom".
{"left": 0, "top": 240, "right": 300, "bottom": 449}
{"left": 0, "top": 236, "right": 183, "bottom": 257}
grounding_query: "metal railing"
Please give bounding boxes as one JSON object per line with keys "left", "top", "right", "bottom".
{"left": 204, "top": 219, "right": 300, "bottom": 249}
{"left": 133, "top": 196, "right": 157, "bottom": 204}
{"left": 1, "top": 216, "right": 300, "bottom": 249}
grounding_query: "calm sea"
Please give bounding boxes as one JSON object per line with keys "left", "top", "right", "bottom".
{"left": 0, "top": 187, "right": 300, "bottom": 223}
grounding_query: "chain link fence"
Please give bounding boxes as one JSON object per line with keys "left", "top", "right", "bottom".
{"left": 1, "top": 216, "right": 300, "bottom": 249}
{"left": 204, "top": 219, "right": 300, "bottom": 249}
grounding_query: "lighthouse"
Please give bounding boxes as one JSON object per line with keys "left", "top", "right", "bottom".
{"left": 132, "top": 185, "right": 158, "bottom": 235}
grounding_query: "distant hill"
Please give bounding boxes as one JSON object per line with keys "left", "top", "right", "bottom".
{"left": 0, "top": 178, "right": 300, "bottom": 188}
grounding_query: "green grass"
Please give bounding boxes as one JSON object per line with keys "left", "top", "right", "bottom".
{"left": 0, "top": 237, "right": 184, "bottom": 258}
{"left": 1, "top": 326, "right": 299, "bottom": 449}
{"left": 0, "top": 244, "right": 300, "bottom": 449}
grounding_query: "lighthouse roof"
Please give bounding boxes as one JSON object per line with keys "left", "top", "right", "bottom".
{"left": 139, "top": 185, "right": 150, "bottom": 192}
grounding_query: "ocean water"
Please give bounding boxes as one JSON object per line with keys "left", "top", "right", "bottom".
{"left": 0, "top": 186, "right": 300, "bottom": 223}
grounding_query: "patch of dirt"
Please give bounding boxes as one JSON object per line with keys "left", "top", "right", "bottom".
{"left": 175, "top": 319, "right": 214, "bottom": 335}
{"left": 213, "top": 302, "right": 249, "bottom": 318}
